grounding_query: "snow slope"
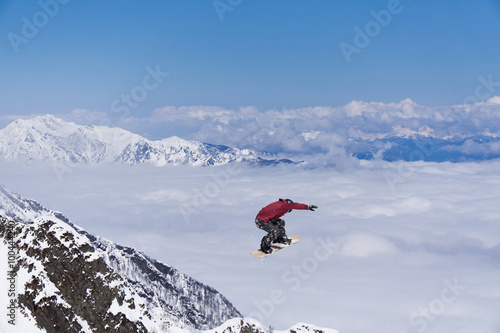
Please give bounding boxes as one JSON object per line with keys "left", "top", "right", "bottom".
{"left": 0, "top": 184, "right": 241, "bottom": 332}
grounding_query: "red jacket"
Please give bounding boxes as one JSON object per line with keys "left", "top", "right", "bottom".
{"left": 256, "top": 199, "right": 308, "bottom": 223}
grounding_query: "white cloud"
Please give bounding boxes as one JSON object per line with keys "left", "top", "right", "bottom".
{"left": 142, "top": 98, "right": 500, "bottom": 156}
{"left": 336, "top": 231, "right": 399, "bottom": 257}
{"left": 301, "top": 131, "right": 320, "bottom": 141}
{"left": 70, "top": 108, "right": 109, "bottom": 123}
{"left": 151, "top": 105, "right": 233, "bottom": 123}
{"left": 487, "top": 96, "right": 500, "bottom": 104}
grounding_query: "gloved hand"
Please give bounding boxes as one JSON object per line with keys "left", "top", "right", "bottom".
{"left": 308, "top": 205, "right": 318, "bottom": 211}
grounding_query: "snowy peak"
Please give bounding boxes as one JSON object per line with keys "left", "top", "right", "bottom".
{"left": 0, "top": 115, "right": 143, "bottom": 164}
{"left": 0, "top": 184, "right": 53, "bottom": 223}
{"left": 0, "top": 115, "right": 292, "bottom": 166}
{"left": 6, "top": 114, "right": 64, "bottom": 134}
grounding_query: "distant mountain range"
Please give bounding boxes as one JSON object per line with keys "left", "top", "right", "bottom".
{"left": 0, "top": 115, "right": 293, "bottom": 167}
{"left": 0, "top": 184, "right": 337, "bottom": 332}
{"left": 346, "top": 134, "right": 500, "bottom": 162}
{"left": 2, "top": 113, "right": 498, "bottom": 166}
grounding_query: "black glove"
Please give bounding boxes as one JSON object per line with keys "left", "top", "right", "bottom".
{"left": 308, "top": 205, "right": 318, "bottom": 211}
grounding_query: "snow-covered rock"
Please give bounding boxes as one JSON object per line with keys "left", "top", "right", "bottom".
{"left": 0, "top": 184, "right": 240, "bottom": 332}
{"left": 205, "top": 318, "right": 340, "bottom": 333}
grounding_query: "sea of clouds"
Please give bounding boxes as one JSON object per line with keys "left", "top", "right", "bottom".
{"left": 1, "top": 156, "right": 499, "bottom": 333}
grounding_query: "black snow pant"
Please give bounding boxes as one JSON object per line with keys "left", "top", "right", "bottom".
{"left": 255, "top": 218, "right": 287, "bottom": 250}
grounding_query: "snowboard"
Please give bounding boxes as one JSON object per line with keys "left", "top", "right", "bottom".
{"left": 250, "top": 235, "right": 301, "bottom": 259}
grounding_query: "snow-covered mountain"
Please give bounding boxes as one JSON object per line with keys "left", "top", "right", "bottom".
{"left": 0, "top": 115, "right": 292, "bottom": 166}
{"left": 0, "top": 184, "right": 241, "bottom": 332}
{"left": 0, "top": 185, "right": 337, "bottom": 333}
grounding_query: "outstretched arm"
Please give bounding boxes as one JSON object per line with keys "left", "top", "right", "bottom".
{"left": 288, "top": 202, "right": 308, "bottom": 210}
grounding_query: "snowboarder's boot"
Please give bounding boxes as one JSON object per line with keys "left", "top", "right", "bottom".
{"left": 260, "top": 244, "right": 273, "bottom": 254}
{"left": 276, "top": 236, "right": 292, "bottom": 245}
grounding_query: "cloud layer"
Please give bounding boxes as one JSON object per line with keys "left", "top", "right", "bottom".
{"left": 60, "top": 97, "right": 500, "bottom": 161}
{"left": 2, "top": 159, "right": 500, "bottom": 332}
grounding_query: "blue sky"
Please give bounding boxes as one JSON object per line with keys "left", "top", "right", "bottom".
{"left": 1, "top": 0, "right": 500, "bottom": 122}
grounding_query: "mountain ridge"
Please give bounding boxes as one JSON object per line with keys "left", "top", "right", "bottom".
{"left": 0, "top": 184, "right": 241, "bottom": 332}
{"left": 0, "top": 115, "right": 293, "bottom": 167}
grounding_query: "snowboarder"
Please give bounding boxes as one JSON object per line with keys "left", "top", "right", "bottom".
{"left": 255, "top": 198, "right": 318, "bottom": 254}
